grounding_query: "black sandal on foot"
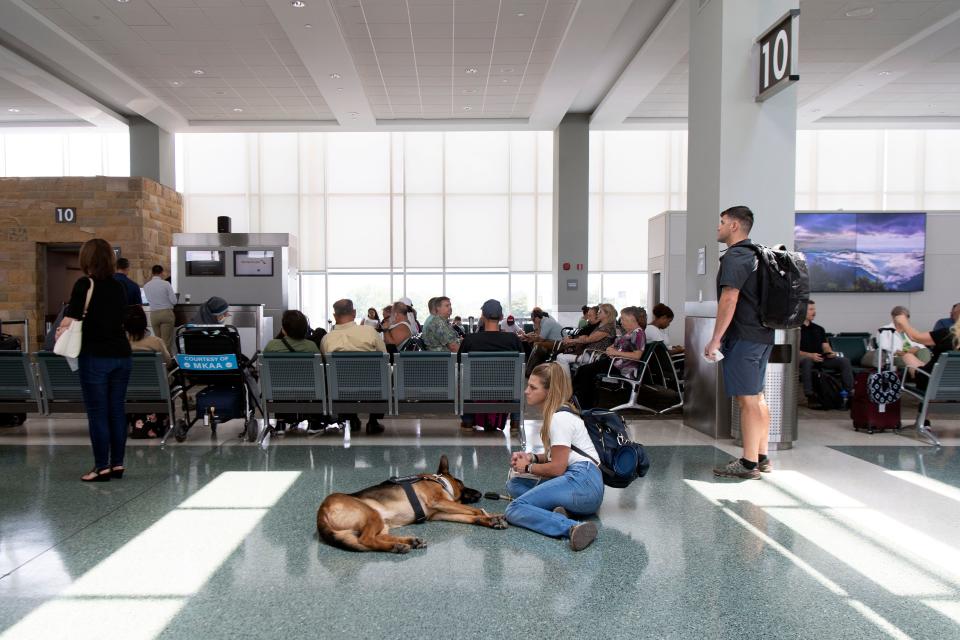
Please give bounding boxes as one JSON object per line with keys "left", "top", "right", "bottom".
{"left": 110, "top": 466, "right": 125, "bottom": 479}
{"left": 81, "top": 468, "right": 111, "bottom": 483}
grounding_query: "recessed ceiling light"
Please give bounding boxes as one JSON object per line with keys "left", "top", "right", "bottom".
{"left": 336, "top": 87, "right": 344, "bottom": 92}
{"left": 501, "top": 79, "right": 509, "bottom": 83}
{"left": 845, "top": 6, "right": 875, "bottom": 17}
{"left": 878, "top": 70, "right": 891, "bottom": 76}
{"left": 330, "top": 73, "right": 341, "bottom": 79}
{"left": 305, "top": 24, "right": 312, "bottom": 28}
{"left": 462, "top": 106, "right": 472, "bottom": 111}
{"left": 170, "top": 80, "right": 182, "bottom": 87}
{"left": 291, "top": 1, "right": 306, "bottom": 7}
{"left": 500, "top": 67, "right": 514, "bottom": 73}
{"left": 233, "top": 107, "right": 244, "bottom": 112}
{"left": 465, "top": 67, "right": 478, "bottom": 74}
{"left": 516, "top": 12, "right": 525, "bottom": 17}
{"left": 193, "top": 69, "right": 205, "bottom": 75}
{"left": 116, "top": 0, "right": 130, "bottom": 3}
{"left": 349, "top": 111, "right": 359, "bottom": 118}
{"left": 462, "top": 89, "right": 477, "bottom": 94}
{"left": 811, "top": 108, "right": 821, "bottom": 113}
{"left": 215, "top": 91, "right": 226, "bottom": 95}
{"left": 7, "top": 108, "right": 20, "bottom": 113}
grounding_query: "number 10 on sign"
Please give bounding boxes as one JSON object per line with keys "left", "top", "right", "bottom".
{"left": 756, "top": 9, "right": 799, "bottom": 101}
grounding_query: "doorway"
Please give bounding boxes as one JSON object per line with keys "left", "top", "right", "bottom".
{"left": 39, "top": 243, "right": 82, "bottom": 335}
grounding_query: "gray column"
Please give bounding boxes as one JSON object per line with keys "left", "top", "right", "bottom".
{"left": 552, "top": 113, "right": 589, "bottom": 325}
{"left": 683, "top": 0, "right": 799, "bottom": 436}
{"left": 129, "top": 116, "right": 175, "bottom": 188}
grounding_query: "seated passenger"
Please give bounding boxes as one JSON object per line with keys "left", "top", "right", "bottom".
{"left": 933, "top": 303, "right": 960, "bottom": 332}
{"left": 894, "top": 310, "right": 960, "bottom": 389}
{"left": 577, "top": 305, "right": 591, "bottom": 329}
{"left": 458, "top": 299, "right": 523, "bottom": 432}
{"left": 320, "top": 299, "right": 387, "bottom": 435}
{"left": 523, "top": 306, "right": 592, "bottom": 377}
{"left": 451, "top": 315, "right": 466, "bottom": 338}
{"left": 504, "top": 362, "right": 602, "bottom": 551}
{"left": 421, "top": 296, "right": 460, "bottom": 352}
{"left": 499, "top": 315, "right": 524, "bottom": 335}
{"left": 378, "top": 305, "right": 393, "bottom": 332}
{"left": 555, "top": 303, "right": 617, "bottom": 378}
{"left": 382, "top": 301, "right": 414, "bottom": 353}
{"left": 124, "top": 305, "right": 171, "bottom": 439}
{"left": 421, "top": 297, "right": 439, "bottom": 333}
{"left": 264, "top": 310, "right": 320, "bottom": 353}
{"left": 645, "top": 303, "right": 684, "bottom": 355}
{"left": 193, "top": 296, "right": 230, "bottom": 324}
{"left": 799, "top": 300, "right": 854, "bottom": 405}
{"left": 362, "top": 308, "right": 380, "bottom": 329}
{"left": 862, "top": 306, "right": 930, "bottom": 372}
{"left": 573, "top": 306, "right": 646, "bottom": 409}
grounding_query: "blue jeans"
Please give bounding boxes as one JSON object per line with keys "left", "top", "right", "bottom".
{"left": 78, "top": 355, "right": 132, "bottom": 470}
{"left": 505, "top": 461, "right": 604, "bottom": 538}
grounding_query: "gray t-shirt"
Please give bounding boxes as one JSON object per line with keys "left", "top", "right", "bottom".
{"left": 538, "top": 315, "right": 563, "bottom": 341}
{"left": 716, "top": 239, "right": 774, "bottom": 345}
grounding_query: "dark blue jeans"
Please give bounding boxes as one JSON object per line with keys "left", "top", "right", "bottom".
{"left": 78, "top": 355, "right": 132, "bottom": 470}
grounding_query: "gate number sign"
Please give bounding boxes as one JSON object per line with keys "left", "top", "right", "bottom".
{"left": 55, "top": 207, "right": 77, "bottom": 223}
{"left": 756, "top": 9, "right": 799, "bottom": 101}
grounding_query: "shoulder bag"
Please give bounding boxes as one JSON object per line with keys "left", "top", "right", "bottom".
{"left": 53, "top": 278, "right": 93, "bottom": 358}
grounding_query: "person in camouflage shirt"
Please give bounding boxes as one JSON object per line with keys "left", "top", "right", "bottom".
{"left": 422, "top": 296, "right": 461, "bottom": 352}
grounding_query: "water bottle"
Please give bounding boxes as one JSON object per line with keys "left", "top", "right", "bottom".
{"left": 839, "top": 389, "right": 849, "bottom": 410}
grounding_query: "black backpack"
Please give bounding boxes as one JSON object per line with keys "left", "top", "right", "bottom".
{"left": 813, "top": 370, "right": 844, "bottom": 410}
{"left": 743, "top": 244, "right": 810, "bottom": 330}
{"left": 559, "top": 407, "right": 650, "bottom": 488}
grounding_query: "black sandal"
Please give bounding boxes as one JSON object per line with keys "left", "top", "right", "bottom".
{"left": 110, "top": 466, "right": 125, "bottom": 479}
{"left": 81, "top": 468, "right": 111, "bottom": 482}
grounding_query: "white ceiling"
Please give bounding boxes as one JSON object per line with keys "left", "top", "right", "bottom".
{"left": 0, "top": 0, "right": 958, "bottom": 131}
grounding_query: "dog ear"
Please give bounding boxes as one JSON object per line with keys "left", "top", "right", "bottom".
{"left": 437, "top": 454, "right": 449, "bottom": 475}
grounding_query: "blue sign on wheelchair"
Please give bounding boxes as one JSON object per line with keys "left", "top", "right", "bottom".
{"left": 176, "top": 354, "right": 238, "bottom": 370}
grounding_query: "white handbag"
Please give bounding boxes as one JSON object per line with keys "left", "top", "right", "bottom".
{"left": 53, "top": 278, "right": 93, "bottom": 358}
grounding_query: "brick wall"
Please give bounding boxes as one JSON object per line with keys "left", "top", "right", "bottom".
{"left": 0, "top": 176, "right": 183, "bottom": 347}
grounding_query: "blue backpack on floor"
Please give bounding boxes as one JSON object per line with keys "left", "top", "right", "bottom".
{"left": 559, "top": 407, "right": 650, "bottom": 488}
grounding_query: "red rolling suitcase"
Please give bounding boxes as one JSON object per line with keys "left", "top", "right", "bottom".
{"left": 851, "top": 328, "right": 902, "bottom": 433}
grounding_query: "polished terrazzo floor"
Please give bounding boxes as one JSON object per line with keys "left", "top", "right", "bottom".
{"left": 2, "top": 414, "right": 960, "bottom": 639}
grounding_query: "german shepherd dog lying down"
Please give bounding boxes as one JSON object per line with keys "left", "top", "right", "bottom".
{"left": 317, "top": 455, "right": 507, "bottom": 553}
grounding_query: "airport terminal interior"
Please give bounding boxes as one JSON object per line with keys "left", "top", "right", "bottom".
{"left": 2, "top": 0, "right": 960, "bottom": 638}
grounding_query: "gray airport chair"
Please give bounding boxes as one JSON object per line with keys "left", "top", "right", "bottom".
{"left": 0, "top": 351, "right": 42, "bottom": 424}
{"left": 901, "top": 351, "right": 960, "bottom": 447}
{"left": 127, "top": 352, "right": 178, "bottom": 425}
{"left": 602, "top": 341, "right": 682, "bottom": 414}
{"left": 326, "top": 352, "right": 391, "bottom": 417}
{"left": 35, "top": 351, "right": 84, "bottom": 414}
{"left": 258, "top": 352, "right": 328, "bottom": 443}
{"left": 459, "top": 352, "right": 525, "bottom": 440}
{"left": 393, "top": 351, "right": 457, "bottom": 415}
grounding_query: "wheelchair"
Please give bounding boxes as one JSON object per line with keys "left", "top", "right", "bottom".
{"left": 170, "top": 324, "right": 262, "bottom": 442}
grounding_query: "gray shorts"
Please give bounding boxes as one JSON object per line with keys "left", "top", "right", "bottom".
{"left": 720, "top": 338, "right": 773, "bottom": 397}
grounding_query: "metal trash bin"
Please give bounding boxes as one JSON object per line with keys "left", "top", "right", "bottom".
{"left": 731, "top": 328, "right": 799, "bottom": 450}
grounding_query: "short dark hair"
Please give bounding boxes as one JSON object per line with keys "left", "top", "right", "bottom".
{"left": 332, "top": 299, "right": 355, "bottom": 317}
{"left": 124, "top": 305, "right": 148, "bottom": 342}
{"left": 281, "top": 310, "right": 309, "bottom": 340}
{"left": 79, "top": 238, "right": 115, "bottom": 279}
{"left": 652, "top": 303, "right": 674, "bottom": 319}
{"left": 581, "top": 305, "right": 589, "bottom": 313}
{"left": 116, "top": 257, "right": 130, "bottom": 270}
{"left": 151, "top": 264, "right": 164, "bottom": 275}
{"left": 808, "top": 299, "right": 816, "bottom": 305}
{"left": 721, "top": 205, "right": 754, "bottom": 233}
{"left": 427, "top": 297, "right": 438, "bottom": 314}
{"left": 435, "top": 296, "right": 450, "bottom": 308}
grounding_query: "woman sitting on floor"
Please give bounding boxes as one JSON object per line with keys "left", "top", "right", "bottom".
{"left": 505, "top": 362, "right": 603, "bottom": 551}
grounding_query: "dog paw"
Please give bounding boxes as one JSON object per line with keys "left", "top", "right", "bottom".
{"left": 391, "top": 543, "right": 411, "bottom": 554}
{"left": 488, "top": 515, "right": 508, "bottom": 529}
{"left": 410, "top": 537, "right": 428, "bottom": 549}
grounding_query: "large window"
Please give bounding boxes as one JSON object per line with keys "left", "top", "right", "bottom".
{"left": 0, "top": 130, "right": 129, "bottom": 177}
{"left": 178, "top": 131, "right": 553, "bottom": 326}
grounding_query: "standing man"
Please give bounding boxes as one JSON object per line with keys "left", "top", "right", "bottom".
{"left": 113, "top": 258, "right": 142, "bottom": 305}
{"left": 704, "top": 206, "right": 773, "bottom": 480}
{"left": 143, "top": 264, "right": 178, "bottom": 355}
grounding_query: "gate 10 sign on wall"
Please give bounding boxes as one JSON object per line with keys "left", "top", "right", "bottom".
{"left": 54, "top": 207, "right": 77, "bottom": 223}
{"left": 756, "top": 9, "right": 799, "bottom": 101}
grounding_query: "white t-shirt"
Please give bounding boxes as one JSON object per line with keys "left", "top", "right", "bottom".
{"left": 645, "top": 324, "right": 671, "bottom": 347}
{"left": 549, "top": 410, "right": 599, "bottom": 466}
{"left": 362, "top": 317, "right": 380, "bottom": 328}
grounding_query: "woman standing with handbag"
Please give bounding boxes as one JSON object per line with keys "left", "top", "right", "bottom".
{"left": 56, "top": 239, "right": 132, "bottom": 482}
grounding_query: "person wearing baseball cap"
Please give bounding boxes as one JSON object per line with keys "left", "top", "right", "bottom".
{"left": 458, "top": 299, "right": 524, "bottom": 432}
{"left": 499, "top": 314, "right": 524, "bottom": 336}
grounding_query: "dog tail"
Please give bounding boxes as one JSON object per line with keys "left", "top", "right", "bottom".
{"left": 318, "top": 526, "right": 367, "bottom": 552}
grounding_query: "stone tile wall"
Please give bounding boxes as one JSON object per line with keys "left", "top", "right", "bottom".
{"left": 0, "top": 176, "right": 183, "bottom": 348}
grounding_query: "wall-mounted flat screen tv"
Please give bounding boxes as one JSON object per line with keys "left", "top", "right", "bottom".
{"left": 794, "top": 212, "right": 926, "bottom": 293}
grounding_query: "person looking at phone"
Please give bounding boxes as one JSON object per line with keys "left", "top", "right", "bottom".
{"left": 799, "top": 300, "right": 854, "bottom": 404}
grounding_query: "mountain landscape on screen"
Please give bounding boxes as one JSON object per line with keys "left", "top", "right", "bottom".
{"left": 794, "top": 212, "right": 926, "bottom": 292}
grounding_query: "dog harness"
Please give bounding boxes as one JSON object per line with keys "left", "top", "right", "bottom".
{"left": 388, "top": 474, "right": 454, "bottom": 524}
